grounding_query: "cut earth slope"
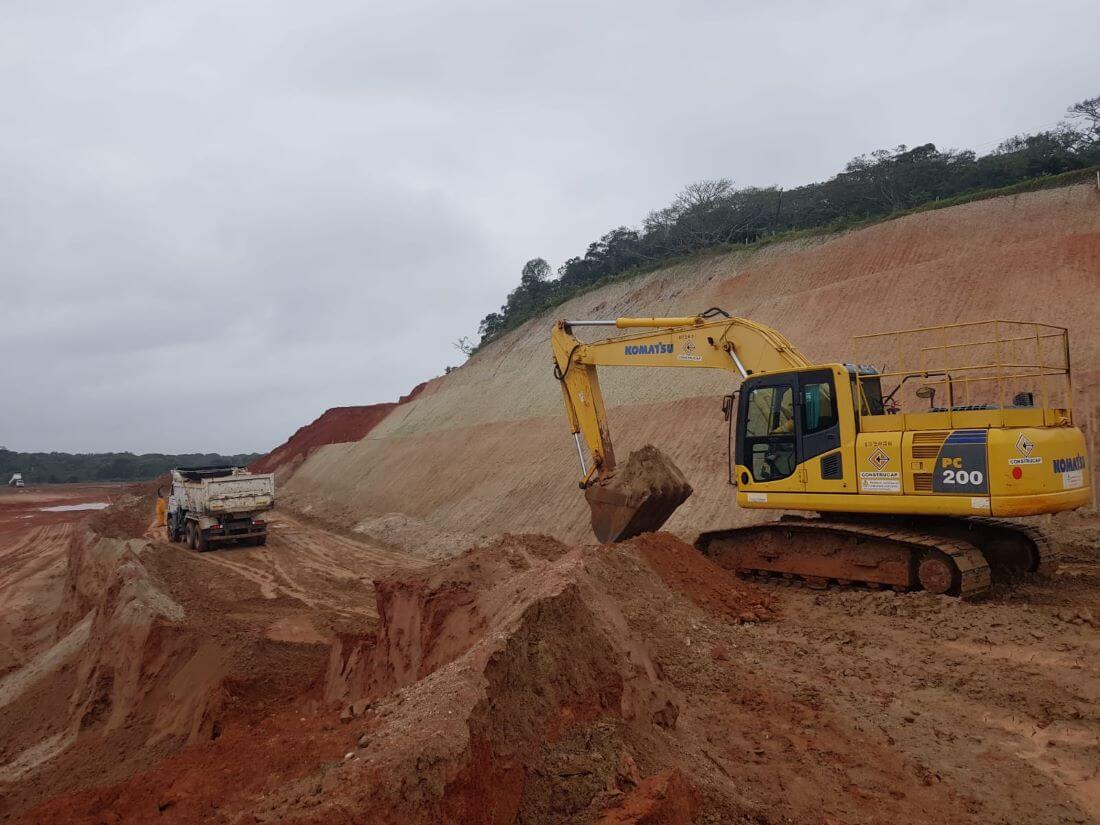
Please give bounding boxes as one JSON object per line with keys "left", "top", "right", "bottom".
{"left": 281, "top": 184, "right": 1100, "bottom": 543}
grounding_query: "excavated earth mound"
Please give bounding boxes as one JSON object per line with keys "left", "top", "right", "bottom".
{"left": 225, "top": 532, "right": 796, "bottom": 823}
{"left": 0, "top": 525, "right": 331, "bottom": 820}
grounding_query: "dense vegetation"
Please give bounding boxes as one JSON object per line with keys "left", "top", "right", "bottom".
{"left": 475, "top": 95, "right": 1100, "bottom": 349}
{"left": 0, "top": 448, "right": 263, "bottom": 484}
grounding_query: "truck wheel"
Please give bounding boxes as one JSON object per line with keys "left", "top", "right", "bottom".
{"left": 166, "top": 525, "right": 176, "bottom": 543}
{"left": 254, "top": 534, "right": 267, "bottom": 547}
{"left": 195, "top": 528, "right": 209, "bottom": 552}
{"left": 185, "top": 523, "right": 196, "bottom": 550}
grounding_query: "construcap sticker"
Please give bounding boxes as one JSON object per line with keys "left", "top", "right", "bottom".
{"left": 1010, "top": 433, "right": 1042, "bottom": 465}
{"left": 859, "top": 471, "right": 901, "bottom": 492}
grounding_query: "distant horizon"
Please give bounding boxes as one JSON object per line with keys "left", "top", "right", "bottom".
{"left": 0, "top": 446, "right": 266, "bottom": 459}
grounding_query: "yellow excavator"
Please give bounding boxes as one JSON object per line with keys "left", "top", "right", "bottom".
{"left": 552, "top": 309, "right": 1091, "bottom": 596}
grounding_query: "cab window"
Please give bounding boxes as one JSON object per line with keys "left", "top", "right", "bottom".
{"left": 855, "top": 376, "right": 885, "bottom": 416}
{"left": 802, "top": 381, "right": 836, "bottom": 434}
{"left": 745, "top": 385, "right": 795, "bottom": 437}
{"left": 743, "top": 385, "right": 796, "bottom": 481}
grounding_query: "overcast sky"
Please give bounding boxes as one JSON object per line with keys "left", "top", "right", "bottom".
{"left": 1, "top": 0, "right": 1096, "bottom": 454}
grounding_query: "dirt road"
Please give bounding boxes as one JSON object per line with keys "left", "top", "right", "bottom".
{"left": 149, "top": 510, "right": 429, "bottom": 623}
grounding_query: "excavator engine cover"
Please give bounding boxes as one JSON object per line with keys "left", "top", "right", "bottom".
{"left": 584, "top": 445, "right": 693, "bottom": 543}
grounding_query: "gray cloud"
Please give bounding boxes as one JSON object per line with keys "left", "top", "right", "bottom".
{"left": 1, "top": 0, "right": 1096, "bottom": 452}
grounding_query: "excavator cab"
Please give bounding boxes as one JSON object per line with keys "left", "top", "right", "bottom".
{"left": 734, "top": 368, "right": 843, "bottom": 486}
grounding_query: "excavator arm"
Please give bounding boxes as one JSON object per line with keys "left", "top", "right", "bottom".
{"left": 552, "top": 310, "right": 813, "bottom": 542}
{"left": 551, "top": 311, "right": 812, "bottom": 487}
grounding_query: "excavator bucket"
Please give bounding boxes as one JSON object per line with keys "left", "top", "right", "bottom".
{"left": 584, "top": 445, "right": 693, "bottom": 543}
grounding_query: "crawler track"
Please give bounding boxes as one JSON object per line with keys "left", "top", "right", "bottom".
{"left": 817, "top": 514, "right": 1060, "bottom": 582}
{"left": 696, "top": 519, "right": 992, "bottom": 597}
{"left": 964, "top": 517, "right": 1060, "bottom": 576}
{"left": 697, "top": 514, "right": 1059, "bottom": 597}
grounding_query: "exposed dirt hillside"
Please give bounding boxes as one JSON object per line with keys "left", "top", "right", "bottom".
{"left": 282, "top": 184, "right": 1100, "bottom": 543}
{"left": 251, "top": 383, "right": 425, "bottom": 478}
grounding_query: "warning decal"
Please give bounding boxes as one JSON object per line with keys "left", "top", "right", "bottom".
{"left": 868, "top": 447, "right": 891, "bottom": 470}
{"left": 859, "top": 471, "right": 901, "bottom": 493}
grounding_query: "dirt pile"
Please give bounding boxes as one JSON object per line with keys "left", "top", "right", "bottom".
{"left": 585, "top": 446, "right": 694, "bottom": 543}
{"left": 258, "top": 533, "right": 724, "bottom": 822}
{"left": 11, "top": 506, "right": 1100, "bottom": 823}
{"left": 251, "top": 529, "right": 966, "bottom": 823}
{"left": 0, "top": 530, "right": 231, "bottom": 815}
{"left": 251, "top": 383, "right": 426, "bottom": 478}
{"left": 0, "top": 524, "right": 75, "bottom": 680}
{"left": 632, "top": 532, "right": 771, "bottom": 623}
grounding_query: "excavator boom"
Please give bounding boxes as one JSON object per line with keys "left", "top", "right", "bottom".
{"left": 552, "top": 311, "right": 809, "bottom": 480}
{"left": 552, "top": 310, "right": 811, "bottom": 541}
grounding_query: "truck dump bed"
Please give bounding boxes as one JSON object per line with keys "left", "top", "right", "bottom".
{"left": 173, "top": 468, "right": 275, "bottom": 516}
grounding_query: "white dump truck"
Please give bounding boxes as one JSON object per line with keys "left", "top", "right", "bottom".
{"left": 166, "top": 466, "right": 274, "bottom": 551}
{"left": 8, "top": 473, "right": 24, "bottom": 488}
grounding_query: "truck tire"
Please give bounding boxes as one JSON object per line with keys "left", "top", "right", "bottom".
{"left": 254, "top": 533, "right": 267, "bottom": 547}
{"left": 186, "top": 522, "right": 197, "bottom": 550}
{"left": 166, "top": 524, "right": 176, "bottom": 543}
{"left": 195, "top": 528, "right": 209, "bottom": 552}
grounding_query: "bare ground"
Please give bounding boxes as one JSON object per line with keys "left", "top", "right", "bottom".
{"left": 2, "top": 485, "right": 1097, "bottom": 823}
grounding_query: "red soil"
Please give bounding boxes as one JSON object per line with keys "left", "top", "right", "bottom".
{"left": 20, "top": 704, "right": 348, "bottom": 825}
{"left": 14, "top": 519, "right": 1098, "bottom": 823}
{"left": 251, "top": 382, "right": 426, "bottom": 476}
{"left": 596, "top": 769, "right": 700, "bottom": 825}
{"left": 631, "top": 532, "right": 773, "bottom": 623}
